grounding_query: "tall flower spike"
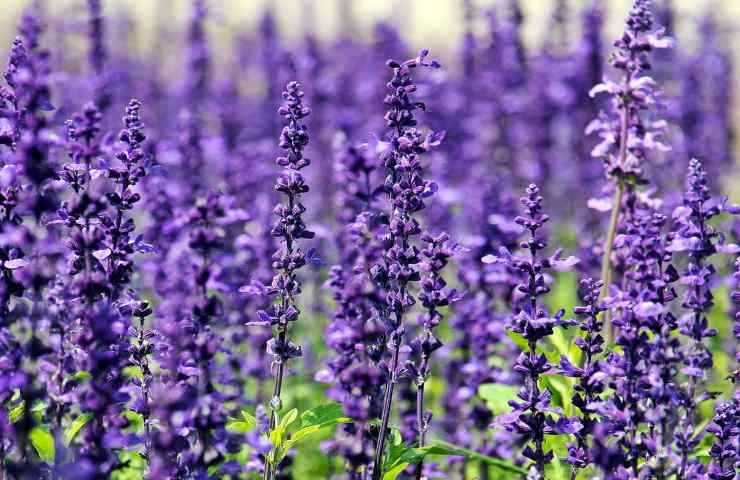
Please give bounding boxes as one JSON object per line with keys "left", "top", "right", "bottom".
{"left": 560, "top": 278, "right": 606, "bottom": 472}
{"left": 105, "top": 99, "right": 149, "bottom": 302}
{"left": 490, "top": 184, "right": 580, "bottom": 477}
{"left": 587, "top": 0, "right": 672, "bottom": 335}
{"left": 186, "top": 0, "right": 210, "bottom": 108}
{"left": 707, "top": 256, "right": 740, "bottom": 480}
{"left": 669, "top": 158, "right": 738, "bottom": 479}
{"left": 371, "top": 49, "right": 441, "bottom": 480}
{"left": 408, "top": 231, "right": 459, "bottom": 477}
{"left": 242, "top": 81, "right": 314, "bottom": 480}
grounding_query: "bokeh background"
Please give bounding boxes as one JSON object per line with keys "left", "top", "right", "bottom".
{"left": 2, "top": 0, "right": 737, "bottom": 158}
{"left": 1, "top": 1, "right": 738, "bottom": 57}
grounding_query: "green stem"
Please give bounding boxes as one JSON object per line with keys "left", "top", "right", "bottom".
{"left": 599, "top": 180, "right": 624, "bottom": 344}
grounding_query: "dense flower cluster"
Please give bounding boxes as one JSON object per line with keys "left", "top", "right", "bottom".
{"left": 0, "top": 1, "right": 736, "bottom": 480}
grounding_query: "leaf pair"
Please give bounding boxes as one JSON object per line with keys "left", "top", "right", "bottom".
{"left": 226, "top": 402, "right": 350, "bottom": 472}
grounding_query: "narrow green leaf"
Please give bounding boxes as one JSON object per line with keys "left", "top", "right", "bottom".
{"left": 8, "top": 403, "right": 24, "bottom": 423}
{"left": 241, "top": 409, "right": 258, "bottom": 427}
{"left": 300, "top": 402, "right": 347, "bottom": 428}
{"left": 382, "top": 462, "right": 409, "bottom": 480}
{"left": 283, "top": 407, "right": 350, "bottom": 453}
{"left": 65, "top": 413, "right": 93, "bottom": 446}
{"left": 545, "top": 455, "right": 570, "bottom": 480}
{"left": 431, "top": 440, "right": 527, "bottom": 475}
{"left": 111, "top": 451, "right": 146, "bottom": 480}
{"left": 30, "top": 427, "right": 55, "bottom": 463}
{"left": 279, "top": 408, "right": 298, "bottom": 431}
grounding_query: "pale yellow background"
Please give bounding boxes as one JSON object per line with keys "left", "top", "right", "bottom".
{"left": 1, "top": 1, "right": 737, "bottom": 53}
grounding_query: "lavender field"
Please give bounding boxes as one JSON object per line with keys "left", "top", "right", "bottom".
{"left": 0, "top": 0, "right": 738, "bottom": 479}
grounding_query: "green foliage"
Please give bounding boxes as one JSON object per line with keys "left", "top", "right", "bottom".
{"left": 122, "top": 366, "right": 144, "bottom": 380}
{"left": 8, "top": 400, "right": 45, "bottom": 424}
{"left": 112, "top": 451, "right": 147, "bottom": 480}
{"left": 226, "top": 409, "right": 258, "bottom": 434}
{"left": 123, "top": 410, "right": 145, "bottom": 434}
{"left": 29, "top": 427, "right": 54, "bottom": 463}
{"left": 64, "top": 413, "right": 93, "bottom": 446}
{"left": 262, "top": 402, "right": 350, "bottom": 473}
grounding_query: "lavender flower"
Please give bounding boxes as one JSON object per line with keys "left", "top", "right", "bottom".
{"left": 560, "top": 278, "right": 606, "bottom": 472}
{"left": 707, "top": 398, "right": 739, "bottom": 480}
{"left": 588, "top": 0, "right": 672, "bottom": 323}
{"left": 319, "top": 139, "right": 386, "bottom": 475}
{"left": 370, "top": 49, "right": 441, "bottom": 480}
{"left": 491, "top": 184, "right": 579, "bottom": 477}
{"left": 407, "top": 232, "right": 459, "bottom": 476}
{"left": 241, "top": 80, "right": 314, "bottom": 479}
{"left": 670, "top": 159, "right": 737, "bottom": 479}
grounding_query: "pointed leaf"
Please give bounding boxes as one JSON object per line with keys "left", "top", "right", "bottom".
{"left": 30, "top": 427, "right": 55, "bottom": 463}
{"left": 65, "top": 413, "right": 93, "bottom": 446}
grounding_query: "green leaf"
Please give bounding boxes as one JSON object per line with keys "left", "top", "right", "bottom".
{"left": 382, "top": 428, "right": 407, "bottom": 469}
{"left": 29, "top": 427, "right": 54, "bottom": 463}
{"left": 65, "top": 413, "right": 93, "bottom": 446}
{"left": 279, "top": 408, "right": 299, "bottom": 431}
{"left": 8, "top": 403, "right": 24, "bottom": 423}
{"left": 112, "top": 451, "right": 146, "bottom": 480}
{"left": 478, "top": 383, "right": 518, "bottom": 415}
{"left": 543, "top": 434, "right": 570, "bottom": 458}
{"left": 430, "top": 440, "right": 528, "bottom": 475}
{"left": 300, "top": 402, "right": 348, "bottom": 428}
{"left": 282, "top": 404, "right": 350, "bottom": 457}
{"left": 545, "top": 455, "right": 570, "bottom": 480}
{"left": 381, "top": 440, "right": 526, "bottom": 477}
{"left": 8, "top": 401, "right": 45, "bottom": 424}
{"left": 382, "top": 462, "right": 409, "bottom": 480}
{"left": 72, "top": 371, "right": 91, "bottom": 382}
{"left": 123, "top": 410, "right": 144, "bottom": 433}
{"left": 227, "top": 409, "right": 258, "bottom": 434}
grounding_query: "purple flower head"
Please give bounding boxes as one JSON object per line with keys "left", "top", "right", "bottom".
{"left": 588, "top": 0, "right": 672, "bottom": 184}
{"left": 707, "top": 398, "right": 740, "bottom": 480}
{"left": 495, "top": 184, "right": 579, "bottom": 475}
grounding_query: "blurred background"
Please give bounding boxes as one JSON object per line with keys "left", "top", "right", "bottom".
{"left": 1, "top": 0, "right": 737, "bottom": 189}
{"left": 1, "top": 1, "right": 737, "bottom": 56}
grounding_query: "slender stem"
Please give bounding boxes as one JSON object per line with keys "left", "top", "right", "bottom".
{"left": 371, "top": 334, "right": 402, "bottom": 480}
{"left": 138, "top": 316, "right": 152, "bottom": 460}
{"left": 414, "top": 383, "right": 426, "bottom": 480}
{"left": 415, "top": 353, "right": 429, "bottom": 480}
{"left": 598, "top": 68, "right": 632, "bottom": 344}
{"left": 598, "top": 180, "right": 624, "bottom": 344}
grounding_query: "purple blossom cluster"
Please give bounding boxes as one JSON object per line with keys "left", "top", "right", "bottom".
{"left": 0, "top": 1, "right": 737, "bottom": 480}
